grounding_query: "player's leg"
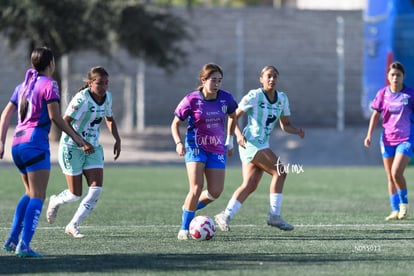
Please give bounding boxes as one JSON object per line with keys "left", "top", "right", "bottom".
{"left": 252, "top": 148, "right": 293, "bottom": 231}
{"left": 215, "top": 162, "right": 263, "bottom": 231}
{"left": 3, "top": 175, "right": 30, "bottom": 253}
{"left": 65, "top": 168, "right": 103, "bottom": 238}
{"left": 196, "top": 152, "right": 226, "bottom": 210}
{"left": 47, "top": 146, "right": 84, "bottom": 224}
{"left": 382, "top": 144, "right": 400, "bottom": 220}
{"left": 392, "top": 143, "right": 412, "bottom": 219}
{"left": 16, "top": 169, "right": 50, "bottom": 257}
{"left": 178, "top": 161, "right": 205, "bottom": 240}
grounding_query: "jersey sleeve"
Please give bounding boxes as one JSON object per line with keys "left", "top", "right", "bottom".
{"left": 105, "top": 92, "right": 113, "bottom": 117}
{"left": 44, "top": 80, "right": 60, "bottom": 103}
{"left": 65, "top": 91, "right": 88, "bottom": 120}
{"left": 279, "top": 92, "right": 291, "bottom": 116}
{"left": 9, "top": 84, "right": 22, "bottom": 106}
{"left": 371, "top": 88, "right": 385, "bottom": 112}
{"left": 238, "top": 90, "right": 257, "bottom": 112}
{"left": 174, "top": 95, "right": 191, "bottom": 121}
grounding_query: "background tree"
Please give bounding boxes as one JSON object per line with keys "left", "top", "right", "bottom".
{"left": 0, "top": 0, "right": 190, "bottom": 137}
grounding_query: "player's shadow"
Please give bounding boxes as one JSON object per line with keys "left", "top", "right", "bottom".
{"left": 0, "top": 252, "right": 400, "bottom": 274}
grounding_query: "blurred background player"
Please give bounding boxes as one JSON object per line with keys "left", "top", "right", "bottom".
{"left": 171, "top": 63, "right": 238, "bottom": 240}
{"left": 364, "top": 61, "right": 414, "bottom": 220}
{"left": 46, "top": 66, "right": 121, "bottom": 238}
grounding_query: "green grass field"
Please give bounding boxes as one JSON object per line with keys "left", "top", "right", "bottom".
{"left": 1, "top": 165, "right": 414, "bottom": 275}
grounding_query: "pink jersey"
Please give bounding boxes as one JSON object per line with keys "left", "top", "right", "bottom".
{"left": 174, "top": 90, "right": 237, "bottom": 154}
{"left": 371, "top": 85, "right": 414, "bottom": 146}
{"left": 10, "top": 75, "right": 60, "bottom": 146}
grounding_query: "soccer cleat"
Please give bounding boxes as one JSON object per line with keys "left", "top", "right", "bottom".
{"left": 46, "top": 195, "right": 59, "bottom": 224}
{"left": 214, "top": 211, "right": 231, "bottom": 232}
{"left": 177, "top": 229, "right": 190, "bottom": 240}
{"left": 15, "top": 240, "right": 43, "bottom": 258}
{"left": 385, "top": 211, "right": 399, "bottom": 221}
{"left": 398, "top": 204, "right": 408, "bottom": 220}
{"left": 267, "top": 214, "right": 294, "bottom": 231}
{"left": 3, "top": 238, "right": 18, "bottom": 253}
{"left": 65, "top": 222, "right": 85, "bottom": 238}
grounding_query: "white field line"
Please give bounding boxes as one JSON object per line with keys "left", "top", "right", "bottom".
{"left": 2, "top": 223, "right": 414, "bottom": 231}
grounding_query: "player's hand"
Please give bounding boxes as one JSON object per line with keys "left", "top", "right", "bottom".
{"left": 176, "top": 142, "right": 186, "bottom": 157}
{"left": 364, "top": 137, "right": 371, "bottom": 148}
{"left": 237, "top": 135, "right": 246, "bottom": 149}
{"left": 297, "top": 128, "right": 305, "bottom": 138}
{"left": 82, "top": 141, "right": 95, "bottom": 154}
{"left": 113, "top": 140, "right": 121, "bottom": 160}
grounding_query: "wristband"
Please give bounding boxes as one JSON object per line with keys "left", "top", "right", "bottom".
{"left": 225, "top": 135, "right": 234, "bottom": 150}
{"left": 176, "top": 141, "right": 183, "bottom": 145}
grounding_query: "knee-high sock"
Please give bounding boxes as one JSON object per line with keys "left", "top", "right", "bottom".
{"left": 269, "top": 193, "right": 283, "bottom": 216}
{"left": 9, "top": 194, "right": 30, "bottom": 242}
{"left": 21, "top": 198, "right": 43, "bottom": 246}
{"left": 54, "top": 189, "right": 81, "bottom": 205}
{"left": 70, "top": 187, "right": 102, "bottom": 225}
{"left": 397, "top": 189, "right": 408, "bottom": 204}
{"left": 224, "top": 198, "right": 242, "bottom": 219}
{"left": 389, "top": 193, "right": 400, "bottom": 211}
{"left": 181, "top": 209, "right": 195, "bottom": 230}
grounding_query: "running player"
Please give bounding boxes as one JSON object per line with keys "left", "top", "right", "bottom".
{"left": 214, "top": 65, "right": 304, "bottom": 232}
{"left": 46, "top": 66, "right": 121, "bottom": 238}
{"left": 171, "top": 63, "right": 238, "bottom": 240}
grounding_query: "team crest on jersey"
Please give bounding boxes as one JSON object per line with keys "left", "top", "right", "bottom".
{"left": 221, "top": 104, "right": 227, "bottom": 114}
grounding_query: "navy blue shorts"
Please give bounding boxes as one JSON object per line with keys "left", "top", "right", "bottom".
{"left": 12, "top": 143, "right": 50, "bottom": 173}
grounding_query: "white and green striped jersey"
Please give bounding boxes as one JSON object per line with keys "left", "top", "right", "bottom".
{"left": 60, "top": 88, "right": 113, "bottom": 147}
{"left": 239, "top": 88, "right": 290, "bottom": 146}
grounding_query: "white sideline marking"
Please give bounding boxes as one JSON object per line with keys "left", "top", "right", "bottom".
{"left": 2, "top": 223, "right": 414, "bottom": 231}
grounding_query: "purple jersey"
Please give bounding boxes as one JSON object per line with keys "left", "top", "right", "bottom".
{"left": 174, "top": 90, "right": 238, "bottom": 154}
{"left": 371, "top": 85, "right": 414, "bottom": 146}
{"left": 10, "top": 75, "right": 60, "bottom": 146}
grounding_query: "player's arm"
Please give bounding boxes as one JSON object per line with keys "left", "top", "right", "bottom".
{"left": 171, "top": 116, "right": 185, "bottom": 157}
{"left": 364, "top": 110, "right": 380, "bottom": 148}
{"left": 105, "top": 116, "right": 121, "bottom": 160}
{"left": 234, "top": 108, "right": 246, "bottom": 148}
{"left": 279, "top": 116, "right": 305, "bottom": 138}
{"left": 225, "top": 111, "right": 237, "bottom": 156}
{"left": 0, "top": 102, "right": 17, "bottom": 159}
{"left": 47, "top": 101, "right": 89, "bottom": 148}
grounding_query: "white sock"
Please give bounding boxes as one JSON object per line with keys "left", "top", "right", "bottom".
{"left": 55, "top": 189, "right": 80, "bottom": 205}
{"left": 224, "top": 198, "right": 242, "bottom": 219}
{"left": 70, "top": 186, "right": 102, "bottom": 225}
{"left": 269, "top": 193, "right": 283, "bottom": 216}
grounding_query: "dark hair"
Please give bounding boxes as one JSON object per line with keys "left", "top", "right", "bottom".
{"left": 79, "top": 66, "right": 109, "bottom": 91}
{"left": 196, "top": 63, "right": 223, "bottom": 91}
{"left": 19, "top": 47, "right": 55, "bottom": 121}
{"left": 387, "top": 61, "right": 405, "bottom": 76}
{"left": 260, "top": 66, "right": 279, "bottom": 77}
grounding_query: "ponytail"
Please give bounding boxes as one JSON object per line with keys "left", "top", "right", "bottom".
{"left": 19, "top": 69, "right": 38, "bottom": 122}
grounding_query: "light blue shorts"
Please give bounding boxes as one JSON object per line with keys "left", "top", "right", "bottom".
{"left": 58, "top": 144, "right": 104, "bottom": 175}
{"left": 380, "top": 140, "right": 414, "bottom": 158}
{"left": 238, "top": 140, "right": 268, "bottom": 163}
{"left": 184, "top": 147, "right": 226, "bottom": 169}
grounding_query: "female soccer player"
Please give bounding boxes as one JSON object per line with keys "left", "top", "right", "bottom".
{"left": 214, "top": 65, "right": 304, "bottom": 232}
{"left": 46, "top": 66, "right": 121, "bottom": 238}
{"left": 171, "top": 63, "right": 238, "bottom": 240}
{"left": 364, "top": 61, "right": 414, "bottom": 220}
{"left": 1, "top": 47, "right": 89, "bottom": 257}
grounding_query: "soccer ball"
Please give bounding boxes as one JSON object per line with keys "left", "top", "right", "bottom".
{"left": 189, "top": 216, "right": 216, "bottom": 241}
